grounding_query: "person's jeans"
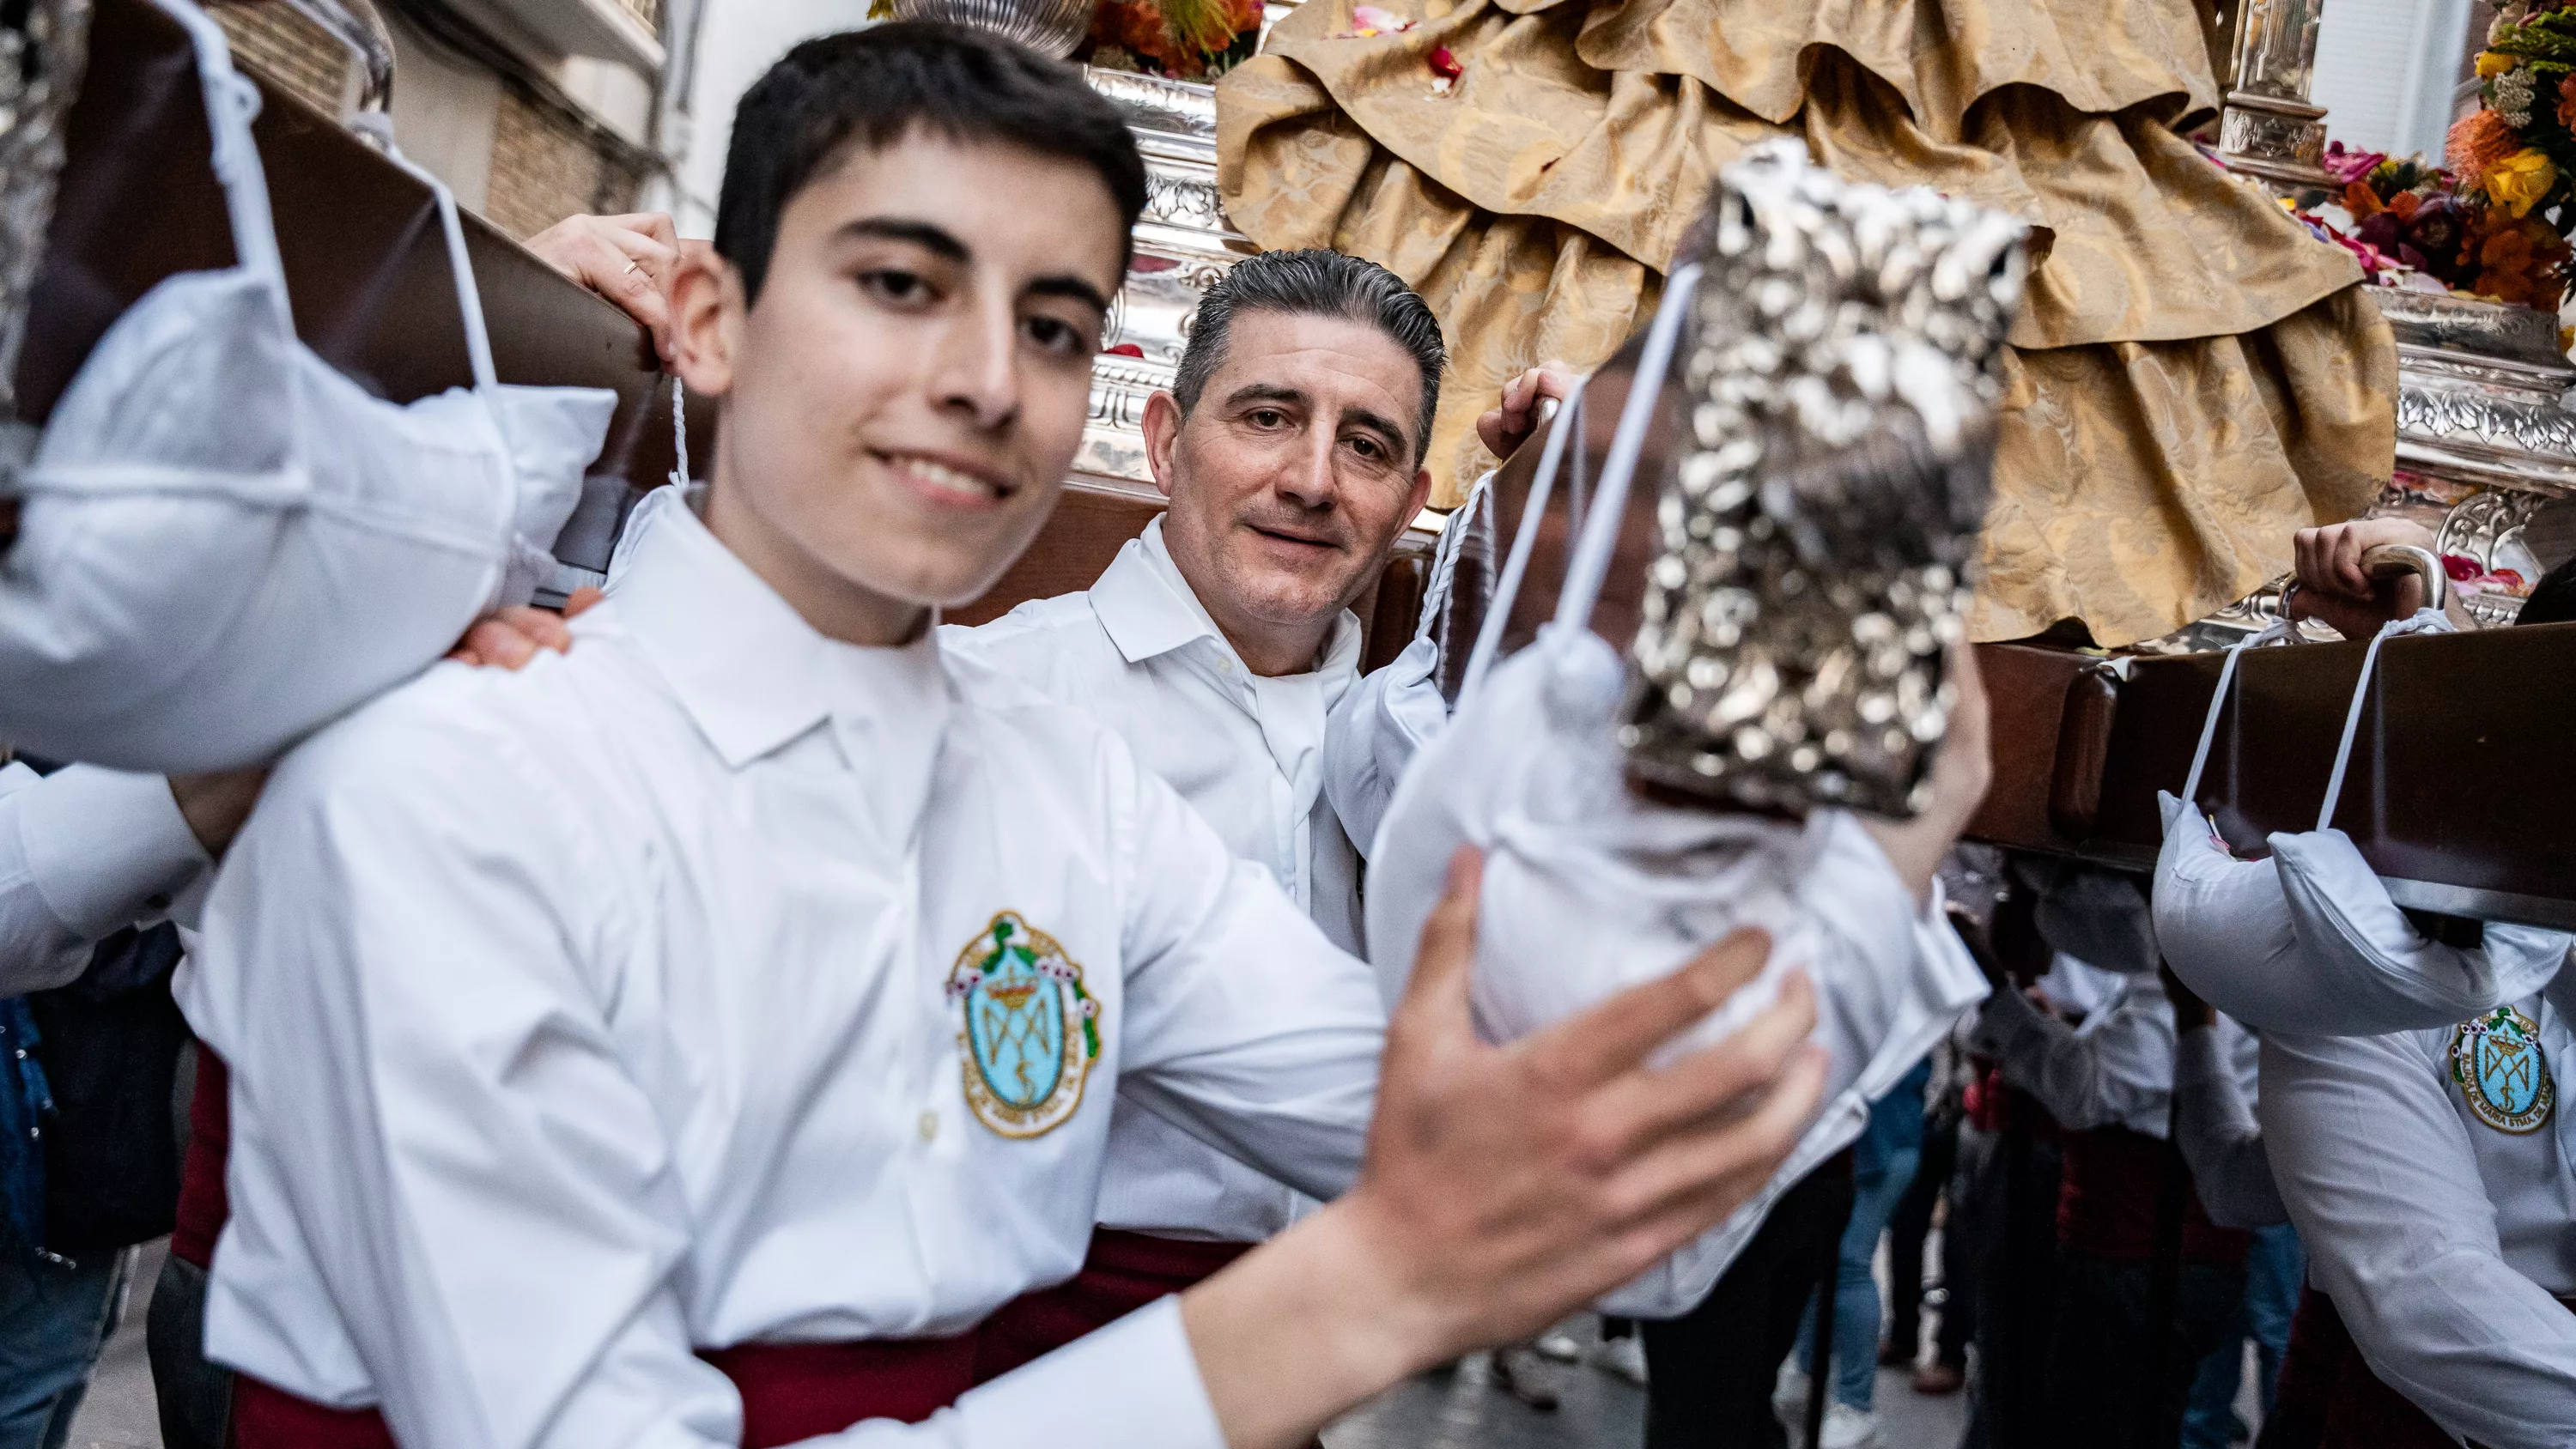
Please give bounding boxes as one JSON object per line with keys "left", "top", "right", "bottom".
{"left": 0, "top": 1245, "right": 133, "bottom": 1449}
{"left": 2182, "top": 1223, "right": 2305, "bottom": 1449}
{"left": 2047, "top": 1251, "right": 2246, "bottom": 1449}
{"left": 1795, "top": 1064, "right": 1930, "bottom": 1411}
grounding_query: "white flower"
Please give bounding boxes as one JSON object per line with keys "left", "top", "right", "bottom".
{"left": 2496, "top": 70, "right": 2537, "bottom": 129}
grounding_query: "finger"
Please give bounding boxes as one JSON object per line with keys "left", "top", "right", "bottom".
{"left": 2293, "top": 529, "right": 2321, "bottom": 595}
{"left": 1389, "top": 846, "right": 1485, "bottom": 1052}
{"left": 1613, "top": 1042, "right": 1830, "bottom": 1246}
{"left": 2334, "top": 525, "right": 2370, "bottom": 597}
{"left": 605, "top": 211, "right": 681, "bottom": 255}
{"left": 563, "top": 585, "right": 605, "bottom": 619}
{"left": 1523, "top": 927, "right": 1773, "bottom": 1091}
{"left": 492, "top": 605, "right": 572, "bottom": 654}
{"left": 608, "top": 232, "right": 682, "bottom": 282}
{"left": 456, "top": 617, "right": 535, "bottom": 670}
{"left": 1477, "top": 408, "right": 1510, "bottom": 458}
{"left": 1583, "top": 970, "right": 1819, "bottom": 1155}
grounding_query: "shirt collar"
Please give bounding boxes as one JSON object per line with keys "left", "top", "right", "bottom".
{"left": 608, "top": 488, "right": 951, "bottom": 775}
{"left": 1089, "top": 516, "right": 1365, "bottom": 690}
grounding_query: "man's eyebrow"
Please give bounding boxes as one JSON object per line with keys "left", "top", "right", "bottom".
{"left": 1222, "top": 382, "right": 1309, "bottom": 409}
{"left": 835, "top": 216, "right": 971, "bottom": 263}
{"left": 1028, "top": 274, "right": 1115, "bottom": 316}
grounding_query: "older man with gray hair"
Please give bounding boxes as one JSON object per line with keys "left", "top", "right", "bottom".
{"left": 948, "top": 247, "right": 1516, "bottom": 1378}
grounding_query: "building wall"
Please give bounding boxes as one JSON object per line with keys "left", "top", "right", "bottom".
{"left": 210, "top": 3, "right": 352, "bottom": 118}
{"left": 649, "top": 1, "right": 869, "bottom": 237}
{"left": 486, "top": 79, "right": 648, "bottom": 236}
{"left": 2311, "top": 0, "right": 2477, "bottom": 161}
{"left": 212, "top": 1, "right": 658, "bottom": 240}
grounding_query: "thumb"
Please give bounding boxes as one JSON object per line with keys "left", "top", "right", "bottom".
{"left": 1393, "top": 846, "right": 1485, "bottom": 1048}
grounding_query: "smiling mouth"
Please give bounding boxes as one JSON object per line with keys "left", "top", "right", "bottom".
{"left": 1249, "top": 524, "right": 1336, "bottom": 551}
{"left": 880, "top": 451, "right": 1015, "bottom": 506}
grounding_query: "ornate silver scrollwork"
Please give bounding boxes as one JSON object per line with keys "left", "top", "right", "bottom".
{"left": 1078, "top": 68, "right": 1251, "bottom": 484}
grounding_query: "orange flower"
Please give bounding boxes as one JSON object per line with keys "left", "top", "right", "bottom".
{"left": 2342, "top": 181, "right": 2385, "bottom": 220}
{"left": 2560, "top": 72, "right": 2576, "bottom": 128}
{"left": 2450, "top": 109, "right": 2522, "bottom": 183}
{"left": 2389, "top": 191, "right": 2424, "bottom": 221}
{"left": 2468, "top": 209, "right": 2573, "bottom": 310}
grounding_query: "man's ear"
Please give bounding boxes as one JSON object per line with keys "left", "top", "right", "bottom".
{"left": 1141, "top": 390, "right": 1184, "bottom": 502}
{"left": 670, "top": 246, "right": 744, "bottom": 399}
{"left": 1404, "top": 464, "right": 1433, "bottom": 523}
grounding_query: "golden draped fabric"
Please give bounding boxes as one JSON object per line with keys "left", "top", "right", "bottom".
{"left": 1216, "top": 0, "right": 2398, "bottom": 645}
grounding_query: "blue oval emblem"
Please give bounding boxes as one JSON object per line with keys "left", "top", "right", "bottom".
{"left": 948, "top": 912, "right": 1098, "bottom": 1138}
{"left": 2450, "top": 1006, "right": 2555, "bottom": 1136}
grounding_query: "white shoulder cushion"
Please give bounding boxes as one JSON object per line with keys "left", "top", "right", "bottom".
{"left": 2270, "top": 828, "right": 2568, "bottom": 1032}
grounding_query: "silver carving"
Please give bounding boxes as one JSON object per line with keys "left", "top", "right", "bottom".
{"left": 2215, "top": 0, "right": 2331, "bottom": 191}
{"left": 895, "top": 0, "right": 1098, "bottom": 58}
{"left": 1622, "top": 140, "right": 2029, "bottom": 819}
{"left": 0, "top": 0, "right": 89, "bottom": 446}
{"left": 2375, "top": 292, "right": 2576, "bottom": 495}
{"left": 1078, "top": 68, "right": 1251, "bottom": 484}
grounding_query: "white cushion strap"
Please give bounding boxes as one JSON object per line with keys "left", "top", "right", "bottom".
{"left": 1461, "top": 380, "right": 1585, "bottom": 705}
{"left": 1553, "top": 262, "right": 1704, "bottom": 635}
{"left": 2178, "top": 616, "right": 2294, "bottom": 812}
{"left": 2315, "top": 609, "right": 2453, "bottom": 833}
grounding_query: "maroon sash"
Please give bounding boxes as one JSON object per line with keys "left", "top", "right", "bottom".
{"left": 229, "top": 1336, "right": 978, "bottom": 1449}
{"left": 971, "top": 1228, "right": 1253, "bottom": 1383}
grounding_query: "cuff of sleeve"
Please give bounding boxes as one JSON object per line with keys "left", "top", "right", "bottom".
{"left": 952, "top": 1297, "right": 1223, "bottom": 1449}
{"left": 1966, "top": 985, "right": 2052, "bottom": 1064}
{"left": 19, "top": 767, "right": 213, "bottom": 937}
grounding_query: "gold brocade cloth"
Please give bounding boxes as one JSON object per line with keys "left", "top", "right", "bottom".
{"left": 1215, "top": 0, "right": 2398, "bottom": 645}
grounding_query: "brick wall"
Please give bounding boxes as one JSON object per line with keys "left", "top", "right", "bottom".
{"left": 208, "top": 4, "right": 652, "bottom": 244}
{"left": 483, "top": 80, "right": 647, "bottom": 239}
{"left": 212, "top": 3, "right": 350, "bottom": 119}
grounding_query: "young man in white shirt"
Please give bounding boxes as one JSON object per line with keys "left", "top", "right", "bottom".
{"left": 179, "top": 25, "right": 1826, "bottom": 1449}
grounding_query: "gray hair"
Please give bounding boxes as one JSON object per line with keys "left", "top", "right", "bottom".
{"left": 1172, "top": 250, "right": 1446, "bottom": 464}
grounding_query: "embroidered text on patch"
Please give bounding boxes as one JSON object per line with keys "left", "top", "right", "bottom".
{"left": 948, "top": 912, "right": 1100, "bottom": 1139}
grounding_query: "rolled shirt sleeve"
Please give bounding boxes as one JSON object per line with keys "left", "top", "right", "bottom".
{"left": 2259, "top": 1026, "right": 2576, "bottom": 1446}
{"left": 0, "top": 762, "right": 210, "bottom": 994}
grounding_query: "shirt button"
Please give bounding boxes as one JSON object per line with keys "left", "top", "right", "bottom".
{"left": 917, "top": 1111, "right": 940, "bottom": 1143}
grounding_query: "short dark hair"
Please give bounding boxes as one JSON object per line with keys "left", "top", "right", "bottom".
{"left": 1173, "top": 250, "right": 1446, "bottom": 464}
{"left": 714, "top": 23, "right": 1148, "bottom": 303}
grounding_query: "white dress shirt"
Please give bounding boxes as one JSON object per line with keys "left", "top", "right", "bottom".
{"left": 2262, "top": 985, "right": 2576, "bottom": 1447}
{"left": 941, "top": 518, "right": 1372, "bottom": 1245}
{"left": 1969, "top": 964, "right": 2259, "bottom": 1140}
{"left": 178, "top": 497, "right": 1386, "bottom": 1449}
{"left": 0, "top": 762, "right": 210, "bottom": 995}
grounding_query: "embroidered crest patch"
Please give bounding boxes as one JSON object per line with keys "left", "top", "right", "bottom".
{"left": 947, "top": 912, "right": 1099, "bottom": 1139}
{"left": 2450, "top": 1005, "right": 2555, "bottom": 1136}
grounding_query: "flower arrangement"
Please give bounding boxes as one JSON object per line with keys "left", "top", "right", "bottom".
{"left": 2273, "top": 1, "right": 2576, "bottom": 313}
{"left": 1084, "top": 0, "right": 1263, "bottom": 79}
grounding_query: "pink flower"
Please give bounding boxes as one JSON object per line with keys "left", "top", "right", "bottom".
{"left": 2441, "top": 553, "right": 2482, "bottom": 582}
{"left": 2323, "top": 140, "right": 2388, "bottom": 186}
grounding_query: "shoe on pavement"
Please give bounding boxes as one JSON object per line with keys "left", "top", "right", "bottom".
{"left": 1589, "top": 1333, "right": 1649, "bottom": 1385}
{"left": 1819, "top": 1403, "right": 1880, "bottom": 1449}
{"left": 1533, "top": 1331, "right": 1583, "bottom": 1363}
{"left": 1489, "top": 1345, "right": 1562, "bottom": 1411}
{"left": 1911, "top": 1361, "right": 1965, "bottom": 1396}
